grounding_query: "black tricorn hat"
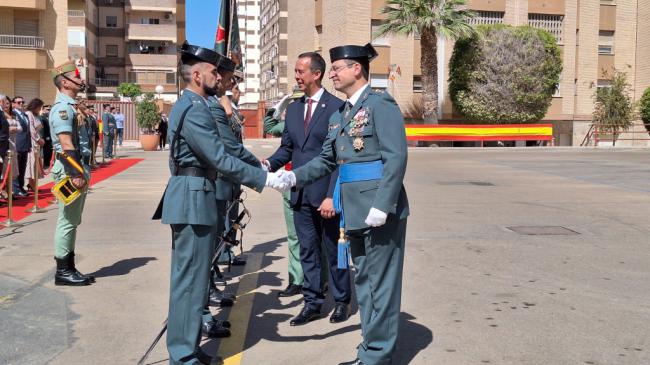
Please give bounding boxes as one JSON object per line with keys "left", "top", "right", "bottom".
{"left": 179, "top": 41, "right": 236, "bottom": 72}
{"left": 329, "top": 43, "right": 379, "bottom": 63}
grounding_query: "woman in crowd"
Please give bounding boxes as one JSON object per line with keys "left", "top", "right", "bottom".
{"left": 1, "top": 95, "right": 21, "bottom": 198}
{"left": 24, "top": 98, "right": 45, "bottom": 192}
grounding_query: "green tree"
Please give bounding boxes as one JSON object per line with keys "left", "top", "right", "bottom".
{"left": 638, "top": 86, "right": 650, "bottom": 133}
{"left": 592, "top": 70, "right": 637, "bottom": 145}
{"left": 117, "top": 82, "right": 142, "bottom": 99}
{"left": 449, "top": 24, "right": 562, "bottom": 123}
{"left": 136, "top": 92, "right": 160, "bottom": 135}
{"left": 376, "top": 0, "right": 475, "bottom": 124}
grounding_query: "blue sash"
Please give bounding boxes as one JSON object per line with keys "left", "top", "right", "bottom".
{"left": 333, "top": 160, "right": 383, "bottom": 269}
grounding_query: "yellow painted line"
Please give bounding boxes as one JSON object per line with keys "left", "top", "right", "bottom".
{"left": 217, "top": 252, "right": 264, "bottom": 365}
{"left": 406, "top": 127, "right": 553, "bottom": 136}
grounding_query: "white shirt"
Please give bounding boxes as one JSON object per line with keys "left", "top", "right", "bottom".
{"left": 347, "top": 83, "right": 370, "bottom": 108}
{"left": 303, "top": 87, "right": 325, "bottom": 120}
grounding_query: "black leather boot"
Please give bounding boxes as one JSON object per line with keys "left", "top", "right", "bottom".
{"left": 208, "top": 286, "right": 235, "bottom": 307}
{"left": 55, "top": 255, "right": 91, "bottom": 286}
{"left": 69, "top": 252, "right": 95, "bottom": 283}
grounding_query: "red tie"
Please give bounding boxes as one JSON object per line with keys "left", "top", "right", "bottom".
{"left": 304, "top": 98, "right": 313, "bottom": 134}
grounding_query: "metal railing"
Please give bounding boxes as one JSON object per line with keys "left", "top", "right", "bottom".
{"left": 68, "top": 10, "right": 85, "bottom": 17}
{"left": 589, "top": 123, "right": 650, "bottom": 146}
{"left": 92, "top": 78, "right": 122, "bottom": 87}
{"left": 0, "top": 35, "right": 44, "bottom": 49}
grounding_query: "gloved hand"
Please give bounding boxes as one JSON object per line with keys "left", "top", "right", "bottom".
{"left": 261, "top": 159, "right": 271, "bottom": 172}
{"left": 265, "top": 171, "right": 292, "bottom": 192}
{"left": 276, "top": 170, "right": 296, "bottom": 191}
{"left": 364, "top": 207, "right": 387, "bottom": 227}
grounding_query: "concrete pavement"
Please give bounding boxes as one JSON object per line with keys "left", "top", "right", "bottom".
{"left": 1, "top": 142, "right": 649, "bottom": 365}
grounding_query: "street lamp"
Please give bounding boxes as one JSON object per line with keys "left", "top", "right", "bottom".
{"left": 155, "top": 84, "right": 164, "bottom": 99}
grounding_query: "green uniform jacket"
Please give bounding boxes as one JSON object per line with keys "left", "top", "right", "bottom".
{"left": 160, "top": 89, "right": 266, "bottom": 226}
{"left": 294, "top": 86, "right": 409, "bottom": 231}
{"left": 207, "top": 97, "right": 261, "bottom": 201}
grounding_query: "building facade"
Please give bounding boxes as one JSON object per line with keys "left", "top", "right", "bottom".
{"left": 236, "top": 0, "right": 262, "bottom": 110}
{"left": 275, "top": 0, "right": 650, "bottom": 146}
{"left": 259, "top": 0, "right": 288, "bottom": 105}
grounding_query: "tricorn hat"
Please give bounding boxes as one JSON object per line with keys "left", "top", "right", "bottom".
{"left": 179, "top": 41, "right": 236, "bottom": 72}
{"left": 329, "top": 43, "right": 378, "bottom": 63}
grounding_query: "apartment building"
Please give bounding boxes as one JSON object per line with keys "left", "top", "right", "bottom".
{"left": 67, "top": 0, "right": 184, "bottom": 101}
{"left": 274, "top": 0, "right": 650, "bottom": 146}
{"left": 236, "top": 0, "right": 262, "bottom": 110}
{"left": 0, "top": 1, "right": 69, "bottom": 104}
{"left": 259, "top": 0, "right": 288, "bottom": 104}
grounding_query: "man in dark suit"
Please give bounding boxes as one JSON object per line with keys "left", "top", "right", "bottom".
{"left": 264, "top": 52, "right": 352, "bottom": 326}
{"left": 12, "top": 96, "right": 30, "bottom": 196}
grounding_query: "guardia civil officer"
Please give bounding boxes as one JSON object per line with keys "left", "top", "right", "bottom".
{"left": 278, "top": 44, "right": 409, "bottom": 365}
{"left": 49, "top": 61, "right": 95, "bottom": 286}
{"left": 155, "top": 42, "right": 283, "bottom": 365}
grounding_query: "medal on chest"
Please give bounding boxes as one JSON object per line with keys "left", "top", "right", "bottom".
{"left": 348, "top": 107, "right": 370, "bottom": 151}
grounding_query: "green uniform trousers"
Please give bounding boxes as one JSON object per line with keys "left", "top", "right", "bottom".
{"left": 167, "top": 224, "right": 215, "bottom": 365}
{"left": 52, "top": 160, "right": 89, "bottom": 259}
{"left": 283, "top": 190, "right": 303, "bottom": 285}
{"left": 350, "top": 217, "right": 407, "bottom": 365}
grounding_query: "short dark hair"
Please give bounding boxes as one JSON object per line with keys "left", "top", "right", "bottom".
{"left": 298, "top": 52, "right": 326, "bottom": 82}
{"left": 12, "top": 96, "right": 24, "bottom": 103}
{"left": 345, "top": 60, "right": 369, "bottom": 81}
{"left": 53, "top": 75, "right": 64, "bottom": 89}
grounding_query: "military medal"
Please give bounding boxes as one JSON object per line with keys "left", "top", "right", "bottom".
{"left": 353, "top": 137, "right": 364, "bottom": 151}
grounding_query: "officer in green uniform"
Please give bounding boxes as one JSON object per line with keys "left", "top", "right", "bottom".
{"left": 102, "top": 104, "right": 116, "bottom": 158}
{"left": 49, "top": 61, "right": 95, "bottom": 286}
{"left": 155, "top": 42, "right": 281, "bottom": 365}
{"left": 279, "top": 44, "right": 409, "bottom": 365}
{"left": 77, "top": 101, "right": 93, "bottom": 166}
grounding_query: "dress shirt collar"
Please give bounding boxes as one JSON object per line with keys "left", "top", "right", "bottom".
{"left": 305, "top": 87, "right": 325, "bottom": 103}
{"left": 347, "top": 83, "right": 369, "bottom": 108}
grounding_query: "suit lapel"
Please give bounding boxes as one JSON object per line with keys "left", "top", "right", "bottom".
{"left": 343, "top": 86, "right": 371, "bottom": 131}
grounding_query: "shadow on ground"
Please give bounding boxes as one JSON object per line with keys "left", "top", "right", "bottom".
{"left": 89, "top": 257, "right": 157, "bottom": 278}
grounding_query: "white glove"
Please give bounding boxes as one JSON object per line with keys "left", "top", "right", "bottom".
{"left": 365, "top": 207, "right": 388, "bottom": 227}
{"left": 265, "top": 172, "right": 280, "bottom": 188}
{"left": 272, "top": 94, "right": 293, "bottom": 120}
{"left": 276, "top": 170, "right": 296, "bottom": 190}
{"left": 261, "top": 159, "right": 270, "bottom": 172}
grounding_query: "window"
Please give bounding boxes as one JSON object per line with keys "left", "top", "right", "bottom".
{"left": 106, "top": 44, "right": 118, "bottom": 57}
{"left": 140, "top": 18, "right": 160, "bottom": 24}
{"left": 106, "top": 15, "right": 117, "bottom": 28}
{"left": 413, "top": 75, "right": 423, "bottom": 93}
{"left": 598, "top": 31, "right": 614, "bottom": 54}
{"left": 371, "top": 20, "right": 390, "bottom": 46}
{"left": 553, "top": 82, "right": 561, "bottom": 97}
{"left": 468, "top": 11, "right": 504, "bottom": 26}
{"left": 68, "top": 29, "right": 85, "bottom": 47}
{"left": 370, "top": 74, "right": 388, "bottom": 90}
{"left": 528, "top": 14, "right": 564, "bottom": 44}
{"left": 597, "top": 79, "right": 612, "bottom": 89}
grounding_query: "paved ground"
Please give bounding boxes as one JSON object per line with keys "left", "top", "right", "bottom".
{"left": 1, "top": 142, "right": 649, "bottom": 365}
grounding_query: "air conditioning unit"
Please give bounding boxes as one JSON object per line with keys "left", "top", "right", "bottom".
{"left": 164, "top": 13, "right": 172, "bottom": 20}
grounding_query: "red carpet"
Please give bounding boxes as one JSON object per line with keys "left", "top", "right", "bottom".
{"left": 0, "top": 158, "right": 143, "bottom": 228}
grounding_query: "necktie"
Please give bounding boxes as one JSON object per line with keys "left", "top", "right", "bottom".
{"left": 344, "top": 101, "right": 352, "bottom": 118}
{"left": 304, "top": 98, "right": 313, "bottom": 134}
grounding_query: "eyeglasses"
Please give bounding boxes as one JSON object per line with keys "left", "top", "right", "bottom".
{"left": 329, "top": 63, "right": 355, "bottom": 74}
{"left": 13, "top": 100, "right": 24, "bottom": 104}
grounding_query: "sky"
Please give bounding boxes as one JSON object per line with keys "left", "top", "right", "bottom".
{"left": 185, "top": 0, "right": 221, "bottom": 48}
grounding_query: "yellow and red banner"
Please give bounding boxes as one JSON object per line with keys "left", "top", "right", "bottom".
{"left": 405, "top": 124, "right": 553, "bottom": 141}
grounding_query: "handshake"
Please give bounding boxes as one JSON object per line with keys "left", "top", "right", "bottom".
{"left": 262, "top": 160, "right": 296, "bottom": 193}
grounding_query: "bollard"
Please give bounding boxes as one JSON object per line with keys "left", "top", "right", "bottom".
{"left": 2, "top": 151, "right": 19, "bottom": 227}
{"left": 26, "top": 148, "right": 46, "bottom": 213}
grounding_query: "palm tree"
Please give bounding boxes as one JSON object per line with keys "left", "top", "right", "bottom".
{"left": 376, "top": 0, "right": 475, "bottom": 124}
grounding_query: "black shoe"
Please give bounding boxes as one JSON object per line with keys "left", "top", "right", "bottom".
{"left": 54, "top": 255, "right": 91, "bottom": 286}
{"left": 13, "top": 191, "right": 27, "bottom": 198}
{"left": 211, "top": 317, "right": 231, "bottom": 328}
{"left": 230, "top": 256, "right": 246, "bottom": 266}
{"left": 290, "top": 306, "right": 322, "bottom": 326}
{"left": 330, "top": 302, "right": 351, "bottom": 323}
{"left": 68, "top": 252, "right": 95, "bottom": 283}
{"left": 278, "top": 283, "right": 302, "bottom": 297}
{"left": 201, "top": 321, "right": 231, "bottom": 338}
{"left": 196, "top": 347, "right": 222, "bottom": 365}
{"left": 208, "top": 286, "right": 235, "bottom": 307}
{"left": 339, "top": 359, "right": 363, "bottom": 365}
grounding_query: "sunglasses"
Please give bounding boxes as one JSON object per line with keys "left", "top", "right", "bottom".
{"left": 13, "top": 101, "right": 24, "bottom": 104}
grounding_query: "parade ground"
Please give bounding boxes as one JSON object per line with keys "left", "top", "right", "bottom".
{"left": 1, "top": 142, "right": 649, "bottom": 365}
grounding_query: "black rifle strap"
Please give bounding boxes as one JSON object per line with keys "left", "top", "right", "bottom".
{"left": 170, "top": 105, "right": 193, "bottom": 167}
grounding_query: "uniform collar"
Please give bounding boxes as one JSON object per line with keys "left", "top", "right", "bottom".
{"left": 347, "top": 83, "right": 369, "bottom": 107}
{"left": 56, "top": 92, "right": 77, "bottom": 105}
{"left": 183, "top": 88, "right": 208, "bottom": 106}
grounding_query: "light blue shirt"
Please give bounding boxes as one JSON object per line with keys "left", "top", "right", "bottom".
{"left": 114, "top": 112, "right": 125, "bottom": 129}
{"left": 49, "top": 92, "right": 77, "bottom": 154}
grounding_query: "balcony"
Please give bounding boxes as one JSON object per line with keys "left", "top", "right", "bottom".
{"left": 125, "top": 0, "right": 176, "bottom": 14}
{"left": 127, "top": 70, "right": 176, "bottom": 86}
{"left": 0, "top": 35, "right": 44, "bottom": 49}
{"left": 127, "top": 53, "right": 177, "bottom": 67}
{"left": 68, "top": 10, "right": 86, "bottom": 27}
{"left": 1, "top": 0, "right": 46, "bottom": 10}
{"left": 126, "top": 23, "right": 176, "bottom": 42}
